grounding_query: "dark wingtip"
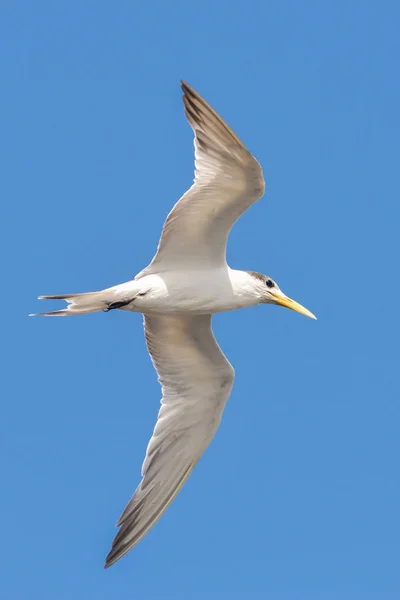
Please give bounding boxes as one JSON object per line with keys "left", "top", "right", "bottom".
{"left": 180, "top": 80, "right": 195, "bottom": 99}
{"left": 104, "top": 552, "right": 112, "bottom": 569}
{"left": 104, "top": 550, "right": 118, "bottom": 569}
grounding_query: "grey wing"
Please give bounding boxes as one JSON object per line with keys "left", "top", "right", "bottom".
{"left": 136, "top": 81, "right": 265, "bottom": 278}
{"left": 105, "top": 314, "right": 234, "bottom": 568}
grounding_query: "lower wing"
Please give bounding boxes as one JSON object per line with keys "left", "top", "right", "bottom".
{"left": 105, "top": 314, "right": 235, "bottom": 567}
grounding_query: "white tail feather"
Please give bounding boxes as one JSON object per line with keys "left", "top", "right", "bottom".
{"left": 30, "top": 290, "right": 114, "bottom": 317}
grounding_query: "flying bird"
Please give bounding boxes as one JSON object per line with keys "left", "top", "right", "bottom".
{"left": 31, "top": 81, "right": 316, "bottom": 568}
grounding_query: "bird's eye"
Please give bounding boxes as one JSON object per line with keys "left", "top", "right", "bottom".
{"left": 266, "top": 279, "right": 275, "bottom": 288}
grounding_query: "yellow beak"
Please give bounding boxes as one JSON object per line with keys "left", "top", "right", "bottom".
{"left": 270, "top": 292, "right": 317, "bottom": 320}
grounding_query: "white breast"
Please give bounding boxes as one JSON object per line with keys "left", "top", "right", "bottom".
{"left": 132, "top": 268, "right": 260, "bottom": 315}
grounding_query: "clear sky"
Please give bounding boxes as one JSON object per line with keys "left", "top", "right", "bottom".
{"left": 2, "top": 1, "right": 400, "bottom": 598}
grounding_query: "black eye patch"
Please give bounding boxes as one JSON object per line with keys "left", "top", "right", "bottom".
{"left": 266, "top": 279, "right": 275, "bottom": 288}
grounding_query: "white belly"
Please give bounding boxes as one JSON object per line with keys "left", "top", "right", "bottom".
{"left": 130, "top": 269, "right": 254, "bottom": 315}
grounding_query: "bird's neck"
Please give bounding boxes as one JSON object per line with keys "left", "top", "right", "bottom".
{"left": 228, "top": 269, "right": 264, "bottom": 308}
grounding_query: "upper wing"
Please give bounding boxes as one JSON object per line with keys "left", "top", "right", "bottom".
{"left": 105, "top": 314, "right": 234, "bottom": 568}
{"left": 136, "top": 81, "right": 265, "bottom": 278}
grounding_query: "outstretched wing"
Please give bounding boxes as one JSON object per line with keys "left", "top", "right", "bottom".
{"left": 105, "top": 314, "right": 234, "bottom": 568}
{"left": 136, "top": 81, "right": 265, "bottom": 278}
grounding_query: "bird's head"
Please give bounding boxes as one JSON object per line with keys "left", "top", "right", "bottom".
{"left": 246, "top": 271, "right": 316, "bottom": 319}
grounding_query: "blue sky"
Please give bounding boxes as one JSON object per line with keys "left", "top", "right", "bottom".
{"left": 2, "top": 1, "right": 400, "bottom": 598}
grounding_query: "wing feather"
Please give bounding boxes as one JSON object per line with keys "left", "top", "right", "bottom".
{"left": 105, "top": 314, "right": 234, "bottom": 568}
{"left": 136, "top": 81, "right": 265, "bottom": 278}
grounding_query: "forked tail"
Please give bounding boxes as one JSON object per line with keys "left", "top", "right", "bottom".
{"left": 30, "top": 290, "right": 115, "bottom": 316}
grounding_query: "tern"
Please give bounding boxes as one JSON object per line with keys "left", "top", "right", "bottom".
{"left": 31, "top": 81, "right": 316, "bottom": 568}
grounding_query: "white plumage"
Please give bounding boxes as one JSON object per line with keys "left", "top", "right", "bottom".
{"left": 31, "top": 81, "right": 315, "bottom": 568}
